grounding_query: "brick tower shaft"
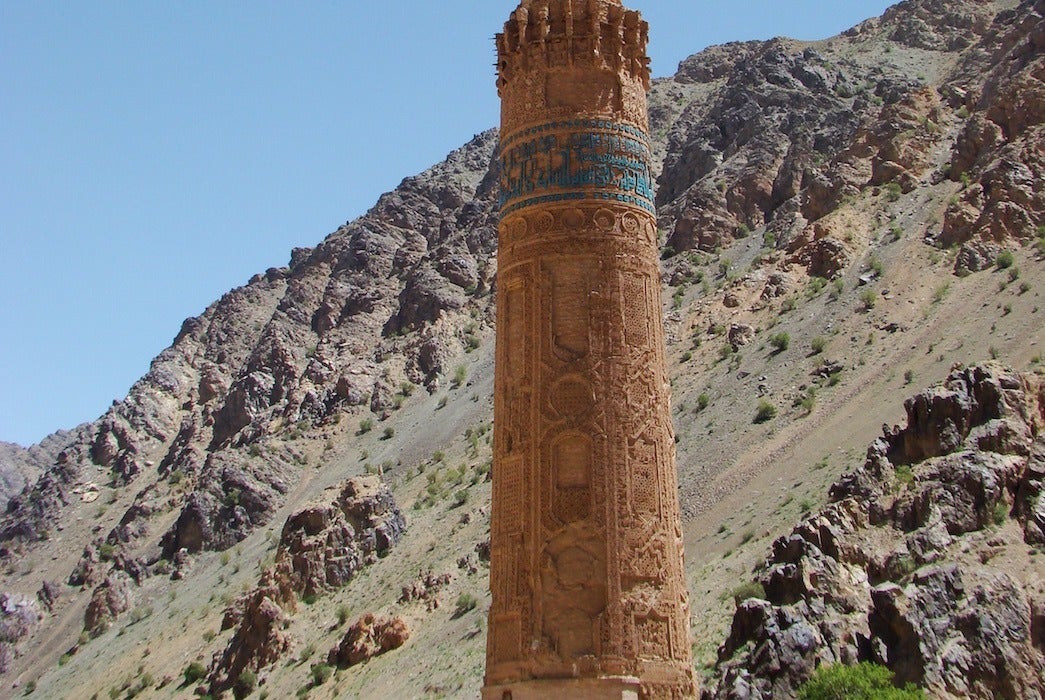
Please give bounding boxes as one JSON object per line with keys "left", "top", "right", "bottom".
{"left": 485, "top": 1, "right": 696, "bottom": 698}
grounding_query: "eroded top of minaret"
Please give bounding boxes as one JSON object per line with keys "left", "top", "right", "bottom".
{"left": 496, "top": 0, "right": 650, "bottom": 97}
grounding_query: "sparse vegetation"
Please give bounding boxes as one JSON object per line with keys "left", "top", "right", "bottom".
{"left": 995, "top": 250, "right": 1015, "bottom": 269}
{"left": 452, "top": 364, "right": 467, "bottom": 388}
{"left": 753, "top": 400, "right": 777, "bottom": 424}
{"left": 358, "top": 418, "right": 373, "bottom": 434}
{"left": 810, "top": 336, "right": 827, "bottom": 354}
{"left": 729, "top": 581, "right": 766, "bottom": 605}
{"left": 868, "top": 256, "right": 884, "bottom": 277}
{"left": 895, "top": 465, "right": 915, "bottom": 489}
{"left": 234, "top": 669, "right": 258, "bottom": 699}
{"left": 860, "top": 289, "right": 877, "bottom": 310}
{"left": 454, "top": 592, "right": 479, "bottom": 617}
{"left": 183, "top": 661, "right": 207, "bottom": 685}
{"left": 769, "top": 332, "right": 790, "bottom": 352}
{"left": 310, "top": 663, "right": 334, "bottom": 686}
{"left": 381, "top": 426, "right": 395, "bottom": 440}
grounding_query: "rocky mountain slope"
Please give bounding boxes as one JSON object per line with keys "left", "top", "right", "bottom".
{"left": 705, "top": 363, "right": 1045, "bottom": 699}
{"left": 0, "top": 0, "right": 1042, "bottom": 697}
{"left": 0, "top": 430, "right": 76, "bottom": 506}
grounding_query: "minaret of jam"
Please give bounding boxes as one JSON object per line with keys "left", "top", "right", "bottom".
{"left": 484, "top": 2, "right": 696, "bottom": 699}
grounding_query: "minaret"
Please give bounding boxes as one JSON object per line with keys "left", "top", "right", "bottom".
{"left": 485, "top": 2, "right": 696, "bottom": 699}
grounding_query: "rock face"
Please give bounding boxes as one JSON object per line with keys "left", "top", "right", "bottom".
{"left": 209, "top": 476, "right": 404, "bottom": 692}
{"left": 704, "top": 364, "right": 1045, "bottom": 700}
{"left": 0, "top": 432, "right": 74, "bottom": 507}
{"left": 935, "top": 0, "right": 1045, "bottom": 266}
{"left": 278, "top": 476, "right": 405, "bottom": 596}
{"left": 210, "top": 564, "right": 296, "bottom": 695}
{"left": 327, "top": 613, "right": 410, "bottom": 668}
{"left": 83, "top": 573, "right": 133, "bottom": 637}
{"left": 0, "top": 594, "right": 42, "bottom": 673}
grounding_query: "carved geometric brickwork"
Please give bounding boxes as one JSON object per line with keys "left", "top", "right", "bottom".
{"left": 485, "top": 1, "right": 696, "bottom": 698}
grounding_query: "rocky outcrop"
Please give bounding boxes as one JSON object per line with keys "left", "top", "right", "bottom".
{"left": 278, "top": 476, "right": 405, "bottom": 597}
{"left": 209, "top": 476, "right": 403, "bottom": 692}
{"left": 0, "top": 594, "right": 42, "bottom": 674}
{"left": 0, "top": 430, "right": 75, "bottom": 507}
{"left": 704, "top": 364, "right": 1045, "bottom": 700}
{"left": 935, "top": 0, "right": 1045, "bottom": 265}
{"left": 209, "top": 563, "right": 296, "bottom": 695}
{"left": 327, "top": 613, "right": 410, "bottom": 668}
{"left": 83, "top": 572, "right": 133, "bottom": 637}
{"left": 160, "top": 450, "right": 293, "bottom": 555}
{"left": 399, "top": 569, "right": 454, "bottom": 611}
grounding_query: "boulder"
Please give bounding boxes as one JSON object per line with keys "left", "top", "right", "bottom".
{"left": 328, "top": 613, "right": 410, "bottom": 668}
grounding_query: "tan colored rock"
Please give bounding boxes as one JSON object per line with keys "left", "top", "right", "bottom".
{"left": 328, "top": 613, "right": 410, "bottom": 668}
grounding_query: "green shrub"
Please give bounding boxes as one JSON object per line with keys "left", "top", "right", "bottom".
{"left": 810, "top": 336, "right": 827, "bottom": 354}
{"left": 696, "top": 393, "right": 710, "bottom": 412}
{"left": 452, "top": 365, "right": 467, "bottom": 388}
{"left": 769, "top": 332, "right": 790, "bottom": 352}
{"left": 310, "top": 663, "right": 334, "bottom": 686}
{"left": 883, "top": 182, "right": 902, "bottom": 202}
{"left": 381, "top": 427, "right": 395, "bottom": 440}
{"left": 996, "top": 250, "right": 1015, "bottom": 269}
{"left": 806, "top": 277, "right": 828, "bottom": 297}
{"left": 860, "top": 289, "right": 877, "bottom": 310}
{"left": 895, "top": 465, "right": 915, "bottom": 489}
{"left": 358, "top": 418, "right": 373, "bottom": 434}
{"left": 797, "top": 662, "right": 924, "bottom": 700}
{"left": 829, "top": 278, "right": 845, "bottom": 300}
{"left": 753, "top": 400, "right": 777, "bottom": 424}
{"left": 730, "top": 581, "right": 766, "bottom": 605}
{"left": 234, "top": 669, "right": 257, "bottom": 699}
{"left": 183, "top": 661, "right": 207, "bottom": 685}
{"left": 454, "top": 593, "right": 478, "bottom": 617}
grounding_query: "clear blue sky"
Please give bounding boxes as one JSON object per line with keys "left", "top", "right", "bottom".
{"left": 0, "top": 1, "right": 895, "bottom": 446}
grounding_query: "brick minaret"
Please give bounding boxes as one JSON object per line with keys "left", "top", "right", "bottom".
{"left": 484, "top": 1, "right": 696, "bottom": 698}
